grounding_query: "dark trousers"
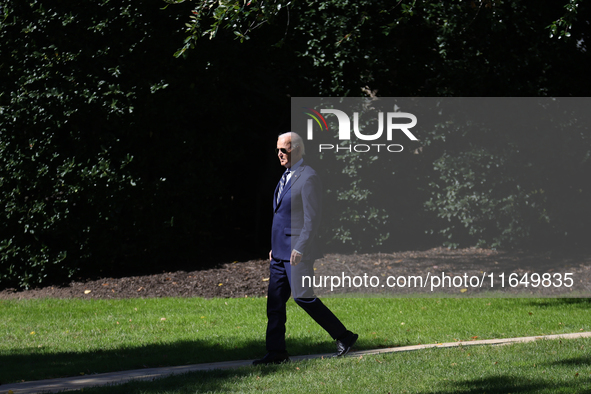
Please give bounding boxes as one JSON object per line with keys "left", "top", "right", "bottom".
{"left": 266, "top": 258, "right": 347, "bottom": 352}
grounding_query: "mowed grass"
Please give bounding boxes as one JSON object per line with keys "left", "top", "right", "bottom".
{"left": 0, "top": 297, "right": 590, "bottom": 384}
{"left": 80, "top": 337, "right": 591, "bottom": 394}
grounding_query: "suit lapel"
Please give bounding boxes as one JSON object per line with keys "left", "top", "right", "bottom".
{"left": 275, "top": 162, "right": 305, "bottom": 211}
{"left": 288, "top": 163, "right": 304, "bottom": 190}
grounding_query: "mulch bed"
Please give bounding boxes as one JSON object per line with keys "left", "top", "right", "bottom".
{"left": 1, "top": 248, "right": 590, "bottom": 299}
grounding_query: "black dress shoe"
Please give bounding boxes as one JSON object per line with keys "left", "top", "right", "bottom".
{"left": 334, "top": 331, "right": 358, "bottom": 357}
{"left": 252, "top": 351, "right": 290, "bottom": 365}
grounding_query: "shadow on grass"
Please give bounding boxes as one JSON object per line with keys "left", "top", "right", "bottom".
{"left": 548, "top": 355, "right": 591, "bottom": 367}
{"left": 69, "top": 357, "right": 591, "bottom": 394}
{"left": 524, "top": 298, "right": 591, "bottom": 308}
{"left": 416, "top": 375, "right": 591, "bottom": 394}
{"left": 0, "top": 338, "right": 265, "bottom": 385}
{"left": 80, "top": 364, "right": 287, "bottom": 394}
{"left": 0, "top": 335, "right": 385, "bottom": 385}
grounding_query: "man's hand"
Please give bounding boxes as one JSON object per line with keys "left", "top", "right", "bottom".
{"left": 290, "top": 249, "right": 302, "bottom": 266}
{"left": 269, "top": 250, "right": 272, "bottom": 262}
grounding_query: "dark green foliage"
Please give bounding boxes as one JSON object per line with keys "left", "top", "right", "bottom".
{"left": 286, "top": 1, "right": 591, "bottom": 249}
{"left": 177, "top": 0, "right": 591, "bottom": 96}
{"left": 1, "top": 0, "right": 141, "bottom": 287}
{"left": 0, "top": 0, "right": 201, "bottom": 288}
{"left": 2, "top": 0, "right": 591, "bottom": 288}
{"left": 174, "top": 0, "right": 591, "bottom": 251}
{"left": 423, "top": 99, "right": 591, "bottom": 248}
{"left": 1, "top": 0, "right": 300, "bottom": 289}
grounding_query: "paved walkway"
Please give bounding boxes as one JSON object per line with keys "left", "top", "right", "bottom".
{"left": 2, "top": 332, "right": 591, "bottom": 394}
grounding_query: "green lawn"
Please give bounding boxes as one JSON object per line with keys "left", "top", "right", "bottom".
{"left": 1, "top": 297, "right": 590, "bottom": 385}
{"left": 79, "top": 337, "right": 591, "bottom": 394}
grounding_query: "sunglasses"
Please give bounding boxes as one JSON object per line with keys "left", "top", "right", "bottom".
{"left": 275, "top": 148, "right": 291, "bottom": 154}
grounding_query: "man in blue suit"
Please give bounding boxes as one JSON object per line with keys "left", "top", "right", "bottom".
{"left": 253, "top": 132, "right": 358, "bottom": 365}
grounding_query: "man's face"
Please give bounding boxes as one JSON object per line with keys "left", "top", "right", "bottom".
{"left": 277, "top": 135, "right": 292, "bottom": 168}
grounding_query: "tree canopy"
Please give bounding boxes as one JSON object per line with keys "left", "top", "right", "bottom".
{"left": 172, "top": 0, "right": 589, "bottom": 95}
{"left": 1, "top": 0, "right": 590, "bottom": 288}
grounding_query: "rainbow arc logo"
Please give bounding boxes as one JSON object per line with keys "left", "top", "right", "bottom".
{"left": 302, "top": 107, "right": 328, "bottom": 137}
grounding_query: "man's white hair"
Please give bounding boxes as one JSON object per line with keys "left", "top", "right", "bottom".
{"left": 278, "top": 132, "right": 306, "bottom": 155}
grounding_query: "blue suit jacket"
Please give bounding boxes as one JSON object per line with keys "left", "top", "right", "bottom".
{"left": 271, "top": 161, "right": 322, "bottom": 262}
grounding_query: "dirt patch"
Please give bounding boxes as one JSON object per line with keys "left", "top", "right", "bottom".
{"left": 1, "top": 248, "right": 590, "bottom": 299}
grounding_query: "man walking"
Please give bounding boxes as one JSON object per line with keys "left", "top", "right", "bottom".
{"left": 253, "top": 132, "right": 358, "bottom": 365}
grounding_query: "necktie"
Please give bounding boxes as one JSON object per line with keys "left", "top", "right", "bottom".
{"left": 277, "top": 171, "right": 290, "bottom": 204}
